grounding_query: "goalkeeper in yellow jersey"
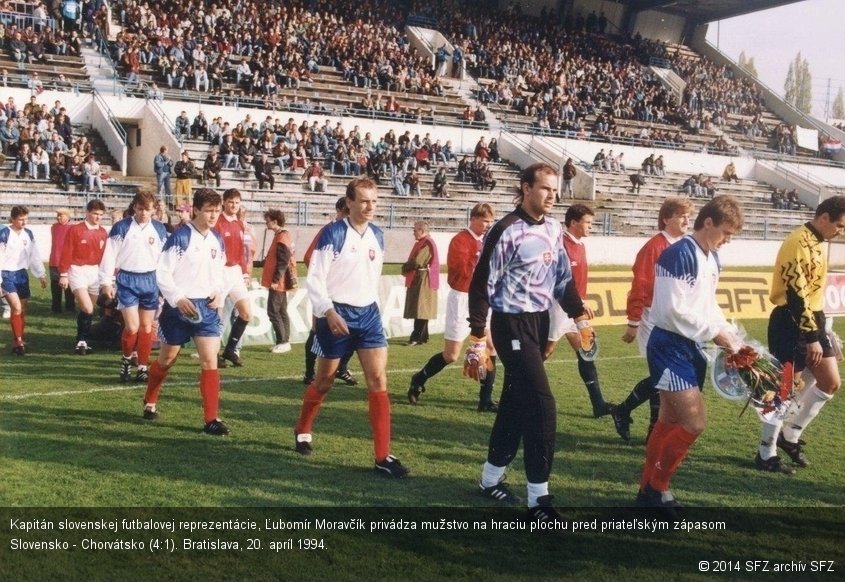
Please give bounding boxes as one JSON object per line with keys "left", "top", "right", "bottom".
{"left": 755, "top": 195, "right": 845, "bottom": 474}
{"left": 466, "top": 164, "right": 590, "bottom": 522}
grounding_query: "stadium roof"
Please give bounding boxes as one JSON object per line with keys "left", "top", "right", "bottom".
{"left": 627, "top": 0, "right": 806, "bottom": 24}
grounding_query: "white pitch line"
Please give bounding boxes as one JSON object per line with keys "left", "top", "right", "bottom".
{"left": 1, "top": 355, "right": 645, "bottom": 401}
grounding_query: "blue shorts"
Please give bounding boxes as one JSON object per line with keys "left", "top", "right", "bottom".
{"left": 1, "top": 269, "right": 30, "bottom": 300}
{"left": 647, "top": 326, "right": 707, "bottom": 392}
{"left": 158, "top": 298, "right": 222, "bottom": 346}
{"left": 313, "top": 302, "right": 387, "bottom": 359}
{"left": 116, "top": 270, "right": 160, "bottom": 311}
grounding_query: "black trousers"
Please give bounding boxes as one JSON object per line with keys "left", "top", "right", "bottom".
{"left": 50, "top": 266, "right": 74, "bottom": 312}
{"left": 410, "top": 319, "right": 429, "bottom": 343}
{"left": 267, "top": 289, "right": 290, "bottom": 344}
{"left": 487, "top": 310, "right": 556, "bottom": 484}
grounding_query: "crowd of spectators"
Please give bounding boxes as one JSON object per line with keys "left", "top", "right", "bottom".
{"left": 186, "top": 111, "right": 472, "bottom": 196}
{"left": 0, "top": 1, "right": 91, "bottom": 90}
{"left": 771, "top": 187, "right": 802, "bottom": 210}
{"left": 108, "top": 0, "right": 458, "bottom": 122}
{"left": 0, "top": 93, "right": 107, "bottom": 191}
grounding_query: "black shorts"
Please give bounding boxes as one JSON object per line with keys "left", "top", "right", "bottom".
{"left": 768, "top": 305, "right": 833, "bottom": 371}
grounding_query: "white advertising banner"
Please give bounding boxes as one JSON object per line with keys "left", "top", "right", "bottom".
{"left": 230, "top": 276, "right": 450, "bottom": 346}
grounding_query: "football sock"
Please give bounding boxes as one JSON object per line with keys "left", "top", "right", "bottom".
{"left": 199, "top": 368, "right": 221, "bottom": 423}
{"left": 480, "top": 461, "right": 507, "bottom": 489}
{"left": 121, "top": 331, "right": 138, "bottom": 359}
{"left": 76, "top": 311, "right": 93, "bottom": 342}
{"left": 639, "top": 420, "right": 672, "bottom": 491}
{"left": 144, "top": 361, "right": 167, "bottom": 405}
{"left": 304, "top": 331, "right": 316, "bottom": 377}
{"left": 782, "top": 385, "right": 833, "bottom": 443}
{"left": 647, "top": 392, "right": 661, "bottom": 441}
{"left": 10, "top": 312, "right": 23, "bottom": 344}
{"left": 225, "top": 317, "right": 249, "bottom": 353}
{"left": 136, "top": 329, "right": 154, "bottom": 367}
{"left": 577, "top": 353, "right": 606, "bottom": 410}
{"left": 649, "top": 425, "right": 698, "bottom": 492}
{"left": 418, "top": 352, "right": 448, "bottom": 385}
{"left": 368, "top": 390, "right": 391, "bottom": 462}
{"left": 758, "top": 420, "right": 782, "bottom": 460}
{"left": 339, "top": 350, "right": 354, "bottom": 374}
{"left": 479, "top": 356, "right": 497, "bottom": 403}
{"left": 295, "top": 384, "right": 325, "bottom": 435}
{"left": 526, "top": 482, "right": 550, "bottom": 508}
{"left": 620, "top": 377, "right": 654, "bottom": 415}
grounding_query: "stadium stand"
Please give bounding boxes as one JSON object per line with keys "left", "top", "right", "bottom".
{"left": 1, "top": 0, "right": 842, "bottom": 245}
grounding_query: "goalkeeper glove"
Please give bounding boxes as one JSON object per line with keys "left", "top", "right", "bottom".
{"left": 463, "top": 335, "right": 492, "bottom": 381}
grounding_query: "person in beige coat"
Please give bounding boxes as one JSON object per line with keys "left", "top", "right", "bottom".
{"left": 403, "top": 221, "right": 439, "bottom": 346}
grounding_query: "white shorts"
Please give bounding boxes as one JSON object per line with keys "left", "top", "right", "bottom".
{"left": 636, "top": 307, "right": 654, "bottom": 357}
{"left": 548, "top": 301, "right": 577, "bottom": 341}
{"left": 222, "top": 264, "right": 249, "bottom": 303}
{"left": 68, "top": 264, "right": 99, "bottom": 295}
{"left": 444, "top": 289, "right": 470, "bottom": 342}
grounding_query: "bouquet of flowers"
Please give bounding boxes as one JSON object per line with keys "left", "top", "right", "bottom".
{"left": 711, "top": 340, "right": 799, "bottom": 420}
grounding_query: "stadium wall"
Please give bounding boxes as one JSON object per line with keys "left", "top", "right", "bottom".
{"left": 631, "top": 10, "right": 686, "bottom": 43}
{"left": 27, "top": 225, "right": 785, "bottom": 267}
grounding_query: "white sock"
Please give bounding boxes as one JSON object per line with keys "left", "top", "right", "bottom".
{"left": 758, "top": 420, "right": 782, "bottom": 460}
{"left": 800, "top": 368, "right": 817, "bottom": 392}
{"left": 526, "top": 482, "right": 549, "bottom": 508}
{"left": 480, "top": 462, "right": 506, "bottom": 488}
{"left": 782, "top": 385, "right": 833, "bottom": 443}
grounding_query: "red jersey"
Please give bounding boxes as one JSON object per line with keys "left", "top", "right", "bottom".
{"left": 214, "top": 213, "right": 248, "bottom": 274}
{"left": 626, "top": 231, "right": 673, "bottom": 324}
{"left": 49, "top": 221, "right": 72, "bottom": 267}
{"left": 563, "top": 230, "right": 588, "bottom": 299}
{"left": 261, "top": 229, "right": 295, "bottom": 291}
{"left": 446, "top": 228, "right": 483, "bottom": 293}
{"left": 59, "top": 221, "right": 107, "bottom": 275}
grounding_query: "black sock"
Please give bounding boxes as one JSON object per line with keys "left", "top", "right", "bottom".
{"left": 619, "top": 377, "right": 655, "bottom": 416}
{"left": 77, "top": 311, "right": 93, "bottom": 342}
{"left": 304, "top": 331, "right": 316, "bottom": 377}
{"left": 417, "top": 352, "right": 448, "bottom": 385}
{"left": 339, "top": 349, "right": 354, "bottom": 375}
{"left": 647, "top": 391, "right": 661, "bottom": 437}
{"left": 577, "top": 353, "right": 606, "bottom": 410}
{"left": 479, "top": 356, "right": 497, "bottom": 403}
{"left": 225, "top": 317, "right": 249, "bottom": 352}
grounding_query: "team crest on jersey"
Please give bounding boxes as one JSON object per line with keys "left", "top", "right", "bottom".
{"left": 211, "top": 249, "right": 217, "bottom": 258}
{"left": 542, "top": 251, "right": 552, "bottom": 266}
{"left": 148, "top": 237, "right": 155, "bottom": 245}
{"left": 369, "top": 248, "right": 376, "bottom": 261}
{"left": 99, "top": 240, "right": 105, "bottom": 249}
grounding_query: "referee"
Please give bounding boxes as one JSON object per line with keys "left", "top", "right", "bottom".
{"left": 468, "top": 163, "right": 589, "bottom": 520}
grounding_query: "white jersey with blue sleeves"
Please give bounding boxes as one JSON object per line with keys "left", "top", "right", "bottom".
{"left": 99, "top": 217, "right": 169, "bottom": 286}
{"left": 0, "top": 226, "right": 45, "bottom": 286}
{"left": 307, "top": 218, "right": 384, "bottom": 317}
{"left": 157, "top": 223, "right": 226, "bottom": 306}
{"left": 649, "top": 235, "right": 728, "bottom": 344}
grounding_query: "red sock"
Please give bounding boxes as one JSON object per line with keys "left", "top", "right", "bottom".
{"left": 10, "top": 312, "right": 23, "bottom": 344}
{"left": 199, "top": 368, "right": 221, "bottom": 423}
{"left": 649, "top": 425, "right": 699, "bottom": 492}
{"left": 144, "top": 361, "right": 168, "bottom": 405}
{"left": 368, "top": 390, "right": 391, "bottom": 462}
{"left": 295, "top": 384, "right": 325, "bottom": 434}
{"left": 121, "top": 331, "right": 138, "bottom": 358}
{"left": 639, "top": 420, "right": 673, "bottom": 491}
{"left": 136, "top": 329, "right": 154, "bottom": 366}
